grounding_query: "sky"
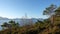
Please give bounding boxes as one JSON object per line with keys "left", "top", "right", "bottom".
{"left": 0, "top": 0, "right": 60, "bottom": 19}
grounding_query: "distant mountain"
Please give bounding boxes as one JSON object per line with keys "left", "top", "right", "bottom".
{"left": 0, "top": 17, "right": 43, "bottom": 25}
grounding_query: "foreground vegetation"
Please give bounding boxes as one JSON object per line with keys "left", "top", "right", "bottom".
{"left": 0, "top": 4, "right": 60, "bottom": 34}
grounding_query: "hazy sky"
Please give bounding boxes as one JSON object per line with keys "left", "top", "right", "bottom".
{"left": 0, "top": 0, "right": 60, "bottom": 19}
